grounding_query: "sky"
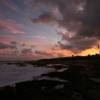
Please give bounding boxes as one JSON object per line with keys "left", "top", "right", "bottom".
{"left": 0, "top": 0, "right": 100, "bottom": 60}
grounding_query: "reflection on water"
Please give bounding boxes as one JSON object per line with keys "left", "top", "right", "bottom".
{"left": 0, "top": 63, "right": 55, "bottom": 87}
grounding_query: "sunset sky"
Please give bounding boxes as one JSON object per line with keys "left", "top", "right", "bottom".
{"left": 0, "top": 0, "right": 100, "bottom": 60}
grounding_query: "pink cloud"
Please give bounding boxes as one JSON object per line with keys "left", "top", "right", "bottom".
{"left": 19, "top": 36, "right": 53, "bottom": 50}
{"left": 0, "top": 35, "right": 16, "bottom": 44}
{"left": 0, "top": 19, "right": 25, "bottom": 34}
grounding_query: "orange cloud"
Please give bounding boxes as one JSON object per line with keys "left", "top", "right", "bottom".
{"left": 80, "top": 48, "right": 100, "bottom": 56}
{"left": 37, "top": 46, "right": 100, "bottom": 60}
{"left": 34, "top": 46, "right": 74, "bottom": 60}
{"left": 47, "top": 47, "right": 74, "bottom": 57}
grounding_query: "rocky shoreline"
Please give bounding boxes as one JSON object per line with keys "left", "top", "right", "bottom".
{"left": 0, "top": 61, "right": 100, "bottom": 100}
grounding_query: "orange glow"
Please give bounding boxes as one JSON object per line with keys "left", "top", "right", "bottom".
{"left": 45, "top": 47, "right": 74, "bottom": 57}
{"left": 80, "top": 48, "right": 99, "bottom": 56}
{"left": 47, "top": 47, "right": 100, "bottom": 58}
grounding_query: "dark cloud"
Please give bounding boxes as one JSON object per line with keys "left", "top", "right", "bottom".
{"left": 78, "top": 0, "right": 100, "bottom": 38}
{"left": 21, "top": 43, "right": 26, "bottom": 47}
{"left": 10, "top": 41, "right": 17, "bottom": 49}
{"left": 31, "top": 12, "right": 57, "bottom": 24}
{"left": 0, "top": 42, "right": 14, "bottom": 49}
{"left": 58, "top": 36, "right": 97, "bottom": 53}
{"left": 32, "top": 0, "right": 84, "bottom": 30}
{"left": 35, "top": 50, "right": 52, "bottom": 56}
{"left": 31, "top": 0, "right": 100, "bottom": 52}
{"left": 21, "top": 48, "right": 33, "bottom": 54}
{"left": 11, "top": 41, "right": 17, "bottom": 45}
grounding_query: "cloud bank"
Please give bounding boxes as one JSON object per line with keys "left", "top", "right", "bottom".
{"left": 31, "top": 0, "right": 100, "bottom": 53}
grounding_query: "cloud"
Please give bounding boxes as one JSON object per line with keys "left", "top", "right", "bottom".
{"left": 34, "top": 50, "right": 55, "bottom": 59}
{"left": 35, "top": 50, "right": 52, "bottom": 56}
{"left": 78, "top": 0, "right": 100, "bottom": 38}
{"left": 0, "top": 41, "right": 34, "bottom": 60}
{"left": 31, "top": 0, "right": 100, "bottom": 52}
{"left": 21, "top": 48, "right": 33, "bottom": 54}
{"left": 31, "top": 12, "right": 56, "bottom": 24}
{"left": 31, "top": 0, "right": 84, "bottom": 30}
{"left": 58, "top": 36, "right": 97, "bottom": 53}
{"left": 11, "top": 41, "right": 17, "bottom": 45}
{"left": 0, "top": 0, "right": 18, "bottom": 12}
{"left": 0, "top": 19, "right": 25, "bottom": 34}
{"left": 34, "top": 45, "right": 74, "bottom": 59}
{"left": 0, "top": 35, "right": 15, "bottom": 44}
{"left": 31, "top": 7, "right": 63, "bottom": 24}
{"left": 0, "top": 42, "right": 16, "bottom": 49}
{"left": 10, "top": 41, "right": 18, "bottom": 49}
